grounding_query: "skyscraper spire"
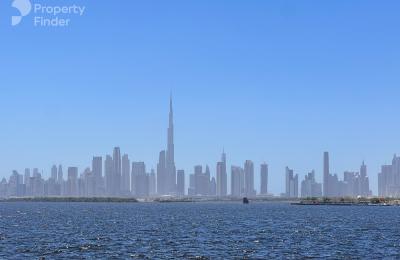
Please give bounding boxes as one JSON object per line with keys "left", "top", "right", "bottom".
{"left": 166, "top": 95, "right": 176, "bottom": 194}
{"left": 217, "top": 148, "right": 227, "bottom": 197}
{"left": 169, "top": 93, "right": 173, "bottom": 132}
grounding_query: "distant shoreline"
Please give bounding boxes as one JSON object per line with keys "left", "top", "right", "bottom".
{"left": 0, "top": 197, "right": 139, "bottom": 203}
{"left": 292, "top": 197, "right": 400, "bottom": 206}
{"left": 0, "top": 197, "right": 293, "bottom": 203}
{"left": 2, "top": 197, "right": 399, "bottom": 205}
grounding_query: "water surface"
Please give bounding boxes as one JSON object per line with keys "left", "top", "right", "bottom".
{"left": 0, "top": 202, "right": 399, "bottom": 259}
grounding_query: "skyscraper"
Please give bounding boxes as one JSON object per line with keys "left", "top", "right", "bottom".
{"left": 323, "top": 151, "right": 329, "bottom": 197}
{"left": 132, "top": 162, "right": 147, "bottom": 197}
{"left": 210, "top": 177, "right": 217, "bottom": 196}
{"left": 300, "top": 170, "right": 322, "bottom": 198}
{"left": 216, "top": 150, "right": 227, "bottom": 197}
{"left": 260, "top": 163, "right": 268, "bottom": 195}
{"left": 105, "top": 155, "right": 113, "bottom": 196}
{"left": 57, "top": 165, "right": 63, "bottom": 184}
{"left": 177, "top": 169, "right": 185, "bottom": 196}
{"left": 121, "top": 154, "right": 130, "bottom": 195}
{"left": 82, "top": 167, "right": 95, "bottom": 197}
{"left": 33, "top": 168, "right": 39, "bottom": 178}
{"left": 8, "top": 171, "right": 22, "bottom": 197}
{"left": 205, "top": 165, "right": 211, "bottom": 195}
{"left": 148, "top": 169, "right": 157, "bottom": 196}
{"left": 285, "top": 167, "right": 298, "bottom": 198}
{"left": 166, "top": 96, "right": 176, "bottom": 194}
{"left": 244, "top": 160, "right": 255, "bottom": 197}
{"left": 359, "top": 161, "right": 370, "bottom": 197}
{"left": 393, "top": 155, "right": 400, "bottom": 191}
{"left": 379, "top": 164, "right": 392, "bottom": 197}
{"left": 51, "top": 165, "right": 57, "bottom": 181}
{"left": 188, "top": 173, "right": 195, "bottom": 196}
{"left": 24, "top": 168, "right": 31, "bottom": 196}
{"left": 67, "top": 167, "right": 78, "bottom": 197}
{"left": 113, "top": 147, "right": 122, "bottom": 196}
{"left": 378, "top": 155, "right": 400, "bottom": 197}
{"left": 194, "top": 165, "right": 203, "bottom": 196}
{"left": 157, "top": 150, "right": 166, "bottom": 195}
{"left": 92, "top": 157, "right": 103, "bottom": 196}
{"left": 231, "top": 166, "right": 243, "bottom": 197}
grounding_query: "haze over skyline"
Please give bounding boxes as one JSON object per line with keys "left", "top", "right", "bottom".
{"left": 1, "top": 1, "right": 400, "bottom": 194}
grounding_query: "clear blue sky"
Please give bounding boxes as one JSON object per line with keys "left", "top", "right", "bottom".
{"left": 1, "top": 0, "right": 399, "bottom": 195}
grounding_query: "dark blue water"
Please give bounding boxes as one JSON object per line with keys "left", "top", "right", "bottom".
{"left": 0, "top": 202, "right": 399, "bottom": 259}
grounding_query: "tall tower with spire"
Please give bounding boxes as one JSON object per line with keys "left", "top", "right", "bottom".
{"left": 323, "top": 151, "right": 330, "bottom": 197}
{"left": 166, "top": 95, "right": 176, "bottom": 194}
{"left": 217, "top": 149, "right": 227, "bottom": 197}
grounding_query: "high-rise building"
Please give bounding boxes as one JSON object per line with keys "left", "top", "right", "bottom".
{"left": 323, "top": 151, "right": 329, "bottom": 197}
{"left": 177, "top": 170, "right": 185, "bottom": 196}
{"left": 31, "top": 171, "right": 44, "bottom": 197}
{"left": 132, "top": 162, "right": 147, "bottom": 197}
{"left": 51, "top": 165, "right": 57, "bottom": 181}
{"left": 231, "top": 166, "right": 243, "bottom": 197}
{"left": 33, "top": 168, "right": 40, "bottom": 178}
{"left": 92, "top": 157, "right": 103, "bottom": 196}
{"left": 205, "top": 165, "right": 211, "bottom": 195}
{"left": 148, "top": 169, "right": 157, "bottom": 196}
{"left": 0, "top": 178, "right": 6, "bottom": 197}
{"left": 216, "top": 150, "right": 227, "bottom": 197}
{"left": 57, "top": 165, "right": 63, "bottom": 184}
{"left": 188, "top": 173, "right": 195, "bottom": 196}
{"left": 393, "top": 155, "right": 400, "bottom": 191}
{"left": 8, "top": 171, "right": 23, "bottom": 197}
{"left": 260, "top": 163, "right": 268, "bottom": 195}
{"left": 82, "top": 167, "right": 95, "bottom": 197}
{"left": 113, "top": 147, "right": 122, "bottom": 196}
{"left": 105, "top": 155, "right": 114, "bottom": 196}
{"left": 210, "top": 177, "right": 217, "bottom": 196}
{"left": 157, "top": 150, "right": 166, "bottom": 195}
{"left": 67, "top": 167, "right": 78, "bottom": 197}
{"left": 191, "top": 165, "right": 212, "bottom": 196}
{"left": 121, "top": 154, "right": 130, "bottom": 195}
{"left": 359, "top": 161, "right": 370, "bottom": 196}
{"left": 285, "top": 167, "right": 298, "bottom": 198}
{"left": 166, "top": 96, "right": 176, "bottom": 194}
{"left": 48, "top": 166, "right": 61, "bottom": 196}
{"left": 24, "top": 168, "right": 31, "bottom": 196}
{"left": 24, "top": 168, "right": 30, "bottom": 186}
{"left": 300, "top": 170, "right": 322, "bottom": 197}
{"left": 244, "top": 160, "right": 255, "bottom": 197}
{"left": 194, "top": 165, "right": 203, "bottom": 196}
{"left": 379, "top": 164, "right": 392, "bottom": 197}
{"left": 378, "top": 155, "right": 400, "bottom": 197}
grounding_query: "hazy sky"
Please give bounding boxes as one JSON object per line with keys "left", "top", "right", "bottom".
{"left": 1, "top": 0, "right": 399, "bottom": 194}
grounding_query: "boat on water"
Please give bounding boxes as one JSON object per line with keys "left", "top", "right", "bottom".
{"left": 243, "top": 197, "right": 249, "bottom": 204}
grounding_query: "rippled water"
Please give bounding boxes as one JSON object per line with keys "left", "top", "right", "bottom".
{"left": 0, "top": 202, "right": 399, "bottom": 259}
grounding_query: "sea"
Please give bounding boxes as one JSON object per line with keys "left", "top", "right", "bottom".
{"left": 0, "top": 202, "right": 399, "bottom": 259}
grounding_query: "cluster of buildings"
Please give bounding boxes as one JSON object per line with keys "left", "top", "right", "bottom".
{"left": 285, "top": 152, "right": 371, "bottom": 198}
{"left": 0, "top": 97, "right": 270, "bottom": 199}
{"left": 2, "top": 96, "right": 400, "bottom": 199}
{"left": 378, "top": 155, "right": 400, "bottom": 197}
{"left": 186, "top": 157, "right": 267, "bottom": 198}
{"left": 322, "top": 152, "right": 371, "bottom": 198}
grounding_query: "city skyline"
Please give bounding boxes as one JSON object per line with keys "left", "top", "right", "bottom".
{"left": 2, "top": 96, "right": 399, "bottom": 198}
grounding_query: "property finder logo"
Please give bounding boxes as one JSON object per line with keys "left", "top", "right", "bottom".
{"left": 11, "top": 0, "right": 86, "bottom": 27}
{"left": 11, "top": 0, "right": 32, "bottom": 26}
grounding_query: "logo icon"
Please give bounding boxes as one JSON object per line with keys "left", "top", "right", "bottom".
{"left": 11, "top": 0, "right": 32, "bottom": 26}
